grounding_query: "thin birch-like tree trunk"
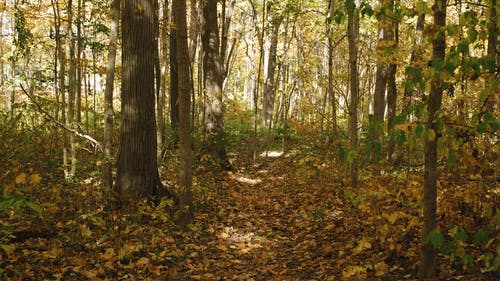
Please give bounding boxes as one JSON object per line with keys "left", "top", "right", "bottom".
{"left": 103, "top": 0, "right": 119, "bottom": 190}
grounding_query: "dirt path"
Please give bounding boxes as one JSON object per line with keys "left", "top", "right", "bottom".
{"left": 175, "top": 154, "right": 352, "bottom": 280}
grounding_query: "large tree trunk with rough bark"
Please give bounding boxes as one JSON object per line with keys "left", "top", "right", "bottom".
{"left": 202, "top": 0, "right": 230, "bottom": 170}
{"left": 115, "top": 0, "right": 166, "bottom": 202}
{"left": 420, "top": 0, "right": 446, "bottom": 278}
{"left": 262, "top": 14, "right": 282, "bottom": 129}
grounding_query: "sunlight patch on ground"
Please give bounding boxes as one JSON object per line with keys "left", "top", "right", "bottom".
{"left": 216, "top": 226, "right": 263, "bottom": 254}
{"left": 229, "top": 173, "right": 262, "bottom": 185}
{"left": 260, "top": 151, "right": 284, "bottom": 158}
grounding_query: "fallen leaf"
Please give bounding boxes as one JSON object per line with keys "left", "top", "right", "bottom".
{"left": 137, "top": 257, "right": 150, "bottom": 266}
{"left": 353, "top": 238, "right": 371, "bottom": 255}
{"left": 15, "top": 173, "right": 27, "bottom": 184}
{"left": 29, "top": 174, "right": 42, "bottom": 185}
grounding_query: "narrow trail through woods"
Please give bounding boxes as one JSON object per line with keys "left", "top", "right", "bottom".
{"left": 180, "top": 153, "right": 357, "bottom": 280}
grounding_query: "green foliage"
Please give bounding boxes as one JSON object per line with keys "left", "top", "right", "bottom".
{"left": 443, "top": 209, "right": 499, "bottom": 272}
{"left": 0, "top": 193, "right": 42, "bottom": 215}
{"left": 360, "top": 2, "right": 374, "bottom": 17}
{"left": 423, "top": 229, "right": 445, "bottom": 249}
{"left": 13, "top": 3, "right": 34, "bottom": 59}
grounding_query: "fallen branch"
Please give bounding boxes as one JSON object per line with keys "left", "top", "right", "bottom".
{"left": 19, "top": 84, "right": 103, "bottom": 152}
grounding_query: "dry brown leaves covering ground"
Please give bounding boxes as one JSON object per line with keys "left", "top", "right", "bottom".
{"left": 0, "top": 151, "right": 498, "bottom": 280}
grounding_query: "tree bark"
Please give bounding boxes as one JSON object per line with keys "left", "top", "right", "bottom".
{"left": 116, "top": 0, "right": 166, "bottom": 202}
{"left": 347, "top": 0, "right": 360, "bottom": 187}
{"left": 262, "top": 14, "right": 282, "bottom": 128}
{"left": 160, "top": 0, "right": 169, "bottom": 150}
{"left": 170, "top": 0, "right": 179, "bottom": 145}
{"left": 67, "top": 0, "right": 77, "bottom": 180}
{"left": 487, "top": 0, "right": 498, "bottom": 58}
{"left": 372, "top": 0, "right": 395, "bottom": 162}
{"left": 153, "top": 0, "right": 165, "bottom": 162}
{"left": 420, "top": 0, "right": 446, "bottom": 278}
{"left": 103, "top": 0, "right": 119, "bottom": 191}
{"left": 174, "top": 0, "right": 193, "bottom": 226}
{"left": 327, "top": 0, "right": 337, "bottom": 140}
{"left": 202, "top": 0, "right": 230, "bottom": 170}
{"left": 386, "top": 19, "right": 398, "bottom": 162}
{"left": 76, "top": 0, "right": 83, "bottom": 124}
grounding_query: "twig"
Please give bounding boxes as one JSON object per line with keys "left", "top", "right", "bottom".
{"left": 19, "top": 84, "right": 103, "bottom": 152}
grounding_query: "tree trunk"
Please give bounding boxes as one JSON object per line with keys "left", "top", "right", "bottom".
{"left": 420, "top": 0, "right": 446, "bottom": 278}
{"left": 347, "top": 0, "right": 360, "bottom": 187}
{"left": 386, "top": 20, "right": 398, "bottom": 162}
{"left": 103, "top": 0, "right": 119, "bottom": 191}
{"left": 153, "top": 0, "right": 165, "bottom": 162}
{"left": 67, "top": 0, "right": 77, "bottom": 181}
{"left": 262, "top": 14, "right": 282, "bottom": 128}
{"left": 158, "top": 0, "right": 169, "bottom": 159}
{"left": 76, "top": 0, "right": 83, "bottom": 125}
{"left": 0, "top": 0, "right": 4, "bottom": 89}
{"left": 487, "top": 0, "right": 498, "bottom": 58}
{"left": 253, "top": 0, "right": 266, "bottom": 160}
{"left": 372, "top": 0, "right": 394, "bottom": 163}
{"left": 202, "top": 0, "right": 230, "bottom": 170}
{"left": 170, "top": 0, "right": 179, "bottom": 145}
{"left": 116, "top": 0, "right": 166, "bottom": 202}
{"left": 327, "top": 0, "right": 337, "bottom": 140}
{"left": 174, "top": 0, "right": 193, "bottom": 226}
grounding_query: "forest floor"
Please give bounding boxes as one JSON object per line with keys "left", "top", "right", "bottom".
{"left": 0, "top": 148, "right": 498, "bottom": 280}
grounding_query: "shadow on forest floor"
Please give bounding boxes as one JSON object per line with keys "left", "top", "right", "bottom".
{"left": 1, "top": 150, "right": 498, "bottom": 280}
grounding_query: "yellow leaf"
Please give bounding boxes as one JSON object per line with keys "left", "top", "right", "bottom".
{"left": 394, "top": 121, "right": 412, "bottom": 134}
{"left": 101, "top": 248, "right": 116, "bottom": 260}
{"left": 29, "top": 174, "right": 42, "bottom": 185}
{"left": 324, "top": 224, "right": 335, "bottom": 231}
{"left": 353, "top": 238, "right": 372, "bottom": 254}
{"left": 375, "top": 261, "right": 389, "bottom": 277}
{"left": 342, "top": 265, "right": 366, "bottom": 278}
{"left": 80, "top": 225, "right": 93, "bottom": 237}
{"left": 15, "top": 173, "right": 27, "bottom": 184}
{"left": 137, "top": 257, "right": 150, "bottom": 266}
{"left": 384, "top": 212, "right": 399, "bottom": 224}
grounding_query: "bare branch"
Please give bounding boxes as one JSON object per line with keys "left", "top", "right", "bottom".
{"left": 19, "top": 84, "right": 103, "bottom": 152}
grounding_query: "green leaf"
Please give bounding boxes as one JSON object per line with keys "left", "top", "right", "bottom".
{"left": 472, "top": 230, "right": 488, "bottom": 246}
{"left": 344, "top": 0, "right": 356, "bottom": 12}
{"left": 423, "top": 229, "right": 444, "bottom": 249}
{"left": 334, "top": 10, "right": 344, "bottom": 24}
{"left": 467, "top": 28, "right": 478, "bottom": 43}
{"left": 462, "top": 254, "right": 474, "bottom": 266}
{"left": 25, "top": 201, "right": 42, "bottom": 215}
{"left": 360, "top": 3, "right": 374, "bottom": 17}
{"left": 447, "top": 149, "right": 457, "bottom": 167}
{"left": 454, "top": 228, "right": 468, "bottom": 243}
{"left": 0, "top": 197, "right": 16, "bottom": 211}
{"left": 457, "top": 42, "right": 469, "bottom": 54}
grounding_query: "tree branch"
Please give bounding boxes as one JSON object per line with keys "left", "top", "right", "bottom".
{"left": 19, "top": 84, "right": 103, "bottom": 152}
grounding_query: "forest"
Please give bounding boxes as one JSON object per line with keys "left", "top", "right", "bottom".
{"left": 0, "top": 0, "right": 498, "bottom": 280}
